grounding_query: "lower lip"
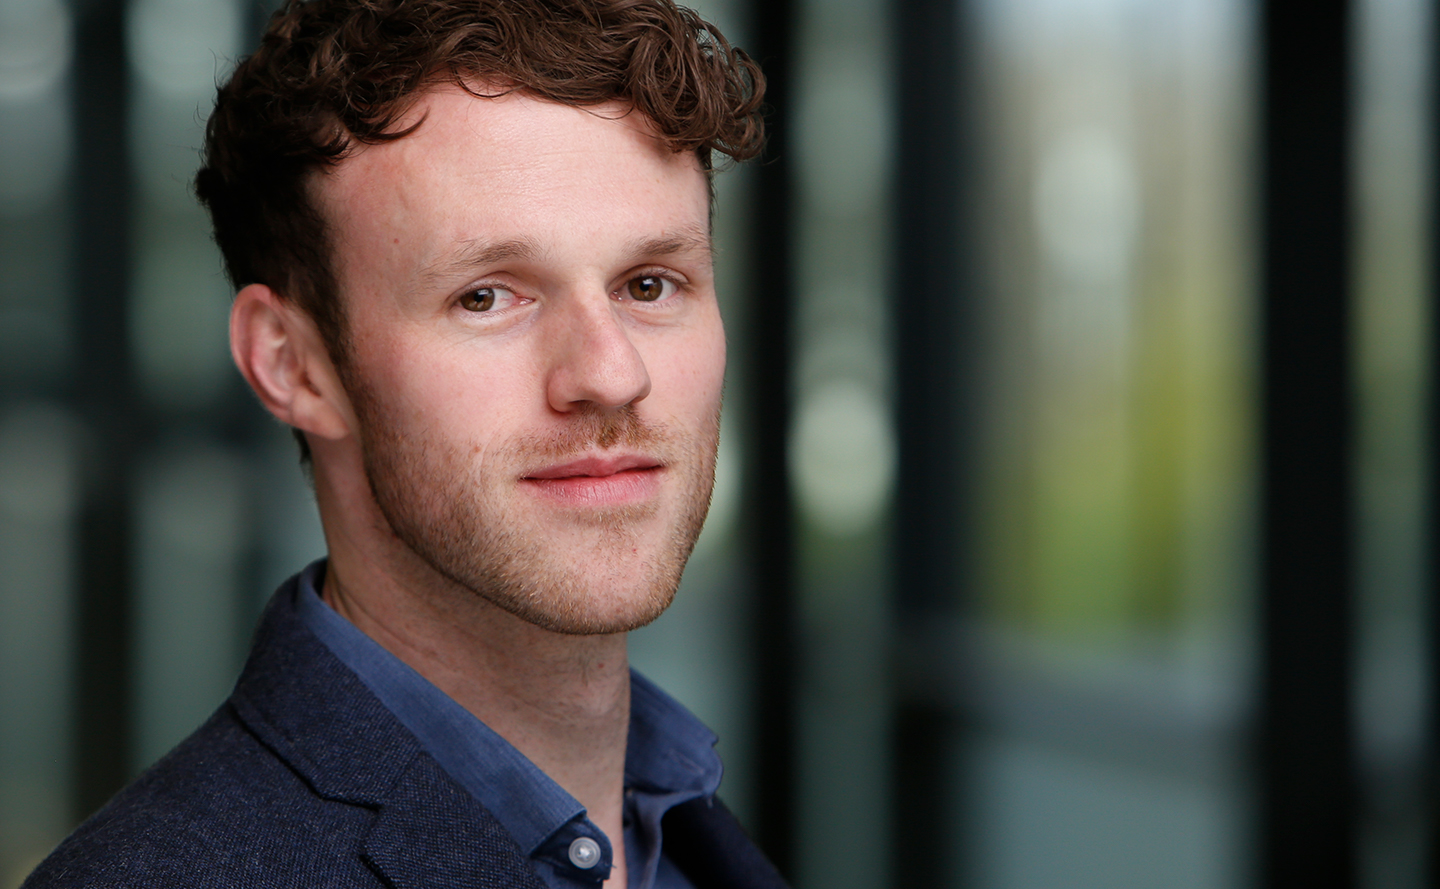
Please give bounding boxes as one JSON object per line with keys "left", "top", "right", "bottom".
{"left": 521, "top": 467, "right": 662, "bottom": 507}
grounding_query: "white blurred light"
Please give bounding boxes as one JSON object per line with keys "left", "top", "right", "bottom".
{"left": 790, "top": 380, "right": 896, "bottom": 536}
{"left": 0, "top": 96, "right": 69, "bottom": 213}
{"left": 1033, "top": 124, "right": 1140, "bottom": 280}
{"left": 127, "top": 0, "right": 240, "bottom": 98}
{"left": 0, "top": 0, "right": 71, "bottom": 212}
{"left": 797, "top": 59, "right": 891, "bottom": 217}
{"left": 0, "top": 0, "right": 70, "bottom": 101}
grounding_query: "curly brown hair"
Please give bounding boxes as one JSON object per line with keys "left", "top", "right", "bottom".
{"left": 195, "top": 0, "right": 766, "bottom": 357}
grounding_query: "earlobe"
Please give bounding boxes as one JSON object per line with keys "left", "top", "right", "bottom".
{"left": 230, "top": 283, "right": 354, "bottom": 442}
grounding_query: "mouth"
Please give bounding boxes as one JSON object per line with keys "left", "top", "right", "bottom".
{"left": 520, "top": 454, "right": 664, "bottom": 507}
{"left": 523, "top": 454, "right": 662, "bottom": 480}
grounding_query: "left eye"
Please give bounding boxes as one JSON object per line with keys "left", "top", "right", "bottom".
{"left": 458, "top": 285, "right": 520, "bottom": 312}
{"left": 624, "top": 276, "right": 676, "bottom": 302}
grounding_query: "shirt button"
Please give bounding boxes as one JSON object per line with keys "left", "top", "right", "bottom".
{"left": 568, "top": 836, "right": 602, "bottom": 869}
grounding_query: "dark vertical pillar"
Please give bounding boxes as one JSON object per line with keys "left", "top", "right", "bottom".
{"left": 69, "top": 0, "right": 137, "bottom": 820}
{"left": 1258, "top": 0, "right": 1357, "bottom": 884}
{"left": 889, "top": 0, "right": 970, "bottom": 886}
{"left": 742, "top": 0, "right": 799, "bottom": 878}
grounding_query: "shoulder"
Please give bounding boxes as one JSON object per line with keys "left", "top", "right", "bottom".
{"left": 22, "top": 703, "right": 379, "bottom": 889}
{"left": 21, "top": 571, "right": 545, "bottom": 889}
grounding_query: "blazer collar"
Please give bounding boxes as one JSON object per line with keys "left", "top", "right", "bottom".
{"left": 361, "top": 751, "right": 551, "bottom": 889}
{"left": 226, "top": 572, "right": 788, "bottom": 889}
{"left": 228, "top": 574, "right": 547, "bottom": 889}
{"left": 663, "top": 796, "right": 791, "bottom": 889}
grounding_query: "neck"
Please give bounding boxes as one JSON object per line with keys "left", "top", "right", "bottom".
{"left": 308, "top": 441, "right": 635, "bottom": 886}
{"left": 320, "top": 536, "right": 632, "bottom": 863}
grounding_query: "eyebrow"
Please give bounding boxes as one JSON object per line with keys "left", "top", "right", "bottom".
{"left": 418, "top": 237, "right": 542, "bottom": 289}
{"left": 623, "top": 229, "right": 714, "bottom": 263}
{"left": 416, "top": 227, "right": 714, "bottom": 294}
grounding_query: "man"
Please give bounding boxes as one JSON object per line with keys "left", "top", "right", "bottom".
{"left": 24, "top": 1, "right": 783, "bottom": 887}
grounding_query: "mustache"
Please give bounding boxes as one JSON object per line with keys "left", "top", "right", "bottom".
{"left": 523, "top": 404, "right": 664, "bottom": 458}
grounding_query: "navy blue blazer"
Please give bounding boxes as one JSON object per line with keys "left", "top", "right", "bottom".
{"left": 24, "top": 575, "right": 788, "bottom": 889}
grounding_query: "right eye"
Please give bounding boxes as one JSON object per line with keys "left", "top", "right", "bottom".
{"left": 458, "top": 286, "right": 519, "bottom": 312}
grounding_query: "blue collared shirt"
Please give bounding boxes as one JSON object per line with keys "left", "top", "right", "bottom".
{"left": 293, "top": 561, "right": 720, "bottom": 889}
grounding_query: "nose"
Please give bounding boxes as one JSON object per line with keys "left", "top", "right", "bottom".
{"left": 544, "top": 294, "right": 652, "bottom": 413}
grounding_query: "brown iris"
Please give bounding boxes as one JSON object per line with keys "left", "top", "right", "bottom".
{"left": 626, "top": 276, "right": 667, "bottom": 302}
{"left": 460, "top": 288, "right": 497, "bottom": 311}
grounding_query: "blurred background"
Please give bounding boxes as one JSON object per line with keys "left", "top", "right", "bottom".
{"left": 0, "top": 0, "right": 1434, "bottom": 885}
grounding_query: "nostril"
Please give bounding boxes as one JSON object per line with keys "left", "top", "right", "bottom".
{"left": 544, "top": 316, "right": 652, "bottom": 411}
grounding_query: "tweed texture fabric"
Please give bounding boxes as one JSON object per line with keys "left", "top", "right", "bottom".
{"left": 22, "top": 574, "right": 789, "bottom": 889}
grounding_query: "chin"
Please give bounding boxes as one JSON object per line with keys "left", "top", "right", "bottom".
{"left": 481, "top": 569, "right": 682, "bottom": 636}
{"left": 348, "top": 373, "right": 718, "bottom": 638}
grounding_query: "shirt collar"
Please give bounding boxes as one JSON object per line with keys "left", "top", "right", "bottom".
{"left": 291, "top": 560, "right": 721, "bottom": 858}
{"left": 626, "top": 671, "right": 721, "bottom": 797}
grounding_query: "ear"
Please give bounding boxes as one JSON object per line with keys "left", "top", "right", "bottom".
{"left": 230, "top": 283, "right": 355, "bottom": 444}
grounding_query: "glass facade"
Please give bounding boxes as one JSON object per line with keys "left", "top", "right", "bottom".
{"left": 0, "top": 0, "right": 1434, "bottom": 886}
{"left": 0, "top": 0, "right": 78, "bottom": 880}
{"left": 960, "top": 0, "right": 1254, "bottom": 884}
{"left": 1354, "top": 0, "right": 1429, "bottom": 882}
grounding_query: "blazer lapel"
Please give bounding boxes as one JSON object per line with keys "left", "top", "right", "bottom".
{"left": 663, "top": 796, "right": 791, "bottom": 889}
{"left": 233, "top": 575, "right": 778, "bottom": 889}
{"left": 361, "top": 752, "right": 548, "bottom": 889}
{"left": 230, "top": 577, "right": 546, "bottom": 889}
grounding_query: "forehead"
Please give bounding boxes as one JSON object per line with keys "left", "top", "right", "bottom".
{"left": 313, "top": 86, "right": 711, "bottom": 278}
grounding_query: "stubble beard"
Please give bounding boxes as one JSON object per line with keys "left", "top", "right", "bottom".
{"left": 348, "top": 381, "right": 718, "bottom": 635}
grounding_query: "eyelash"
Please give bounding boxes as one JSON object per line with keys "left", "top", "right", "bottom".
{"left": 453, "top": 269, "right": 688, "bottom": 314}
{"left": 456, "top": 285, "right": 527, "bottom": 313}
{"left": 614, "top": 270, "right": 684, "bottom": 304}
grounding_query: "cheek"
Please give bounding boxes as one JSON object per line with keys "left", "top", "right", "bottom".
{"left": 352, "top": 337, "right": 537, "bottom": 443}
{"left": 701, "top": 331, "right": 727, "bottom": 401}
{"left": 663, "top": 323, "right": 726, "bottom": 412}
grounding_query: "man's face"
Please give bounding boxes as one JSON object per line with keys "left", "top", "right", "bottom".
{"left": 316, "top": 86, "right": 724, "bottom": 634}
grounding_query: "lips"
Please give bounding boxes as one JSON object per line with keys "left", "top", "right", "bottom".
{"left": 520, "top": 453, "right": 664, "bottom": 507}
{"left": 523, "top": 454, "right": 661, "bottom": 480}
